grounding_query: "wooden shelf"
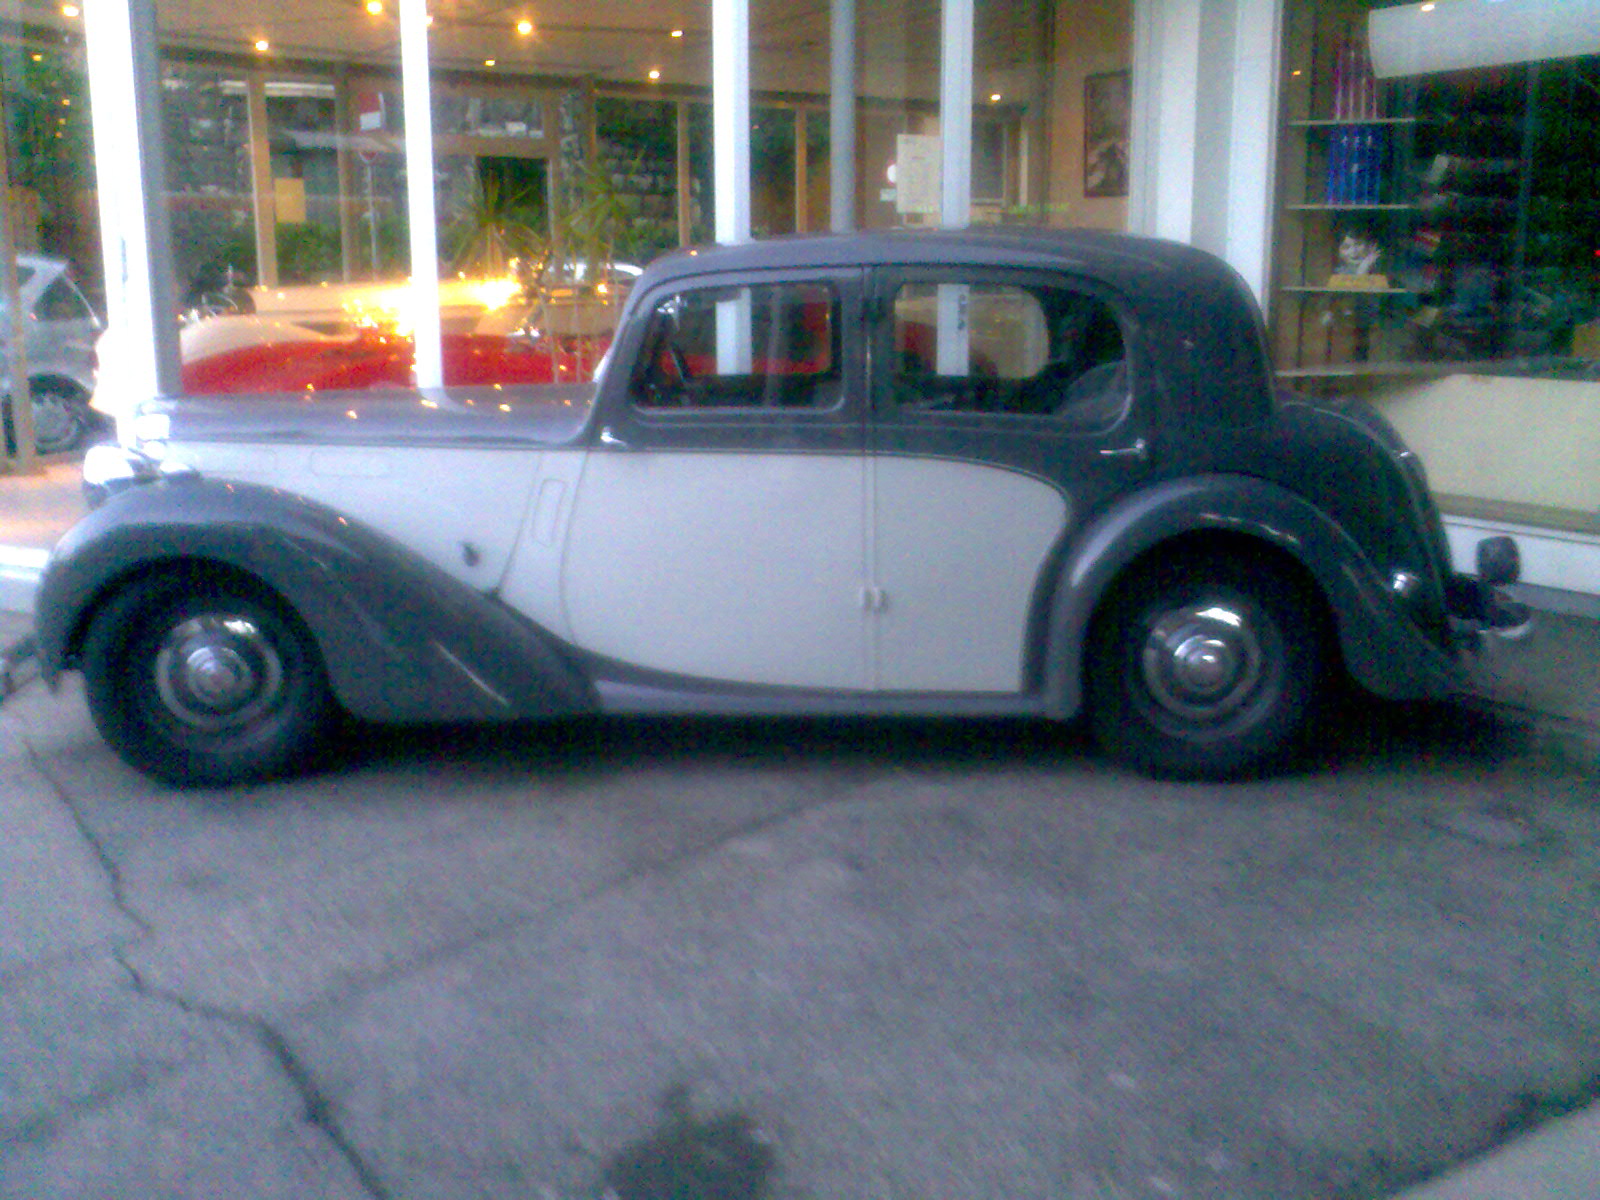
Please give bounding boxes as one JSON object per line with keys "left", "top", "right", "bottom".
{"left": 1276, "top": 360, "right": 1502, "bottom": 380}
{"left": 1280, "top": 285, "right": 1413, "bottom": 295}
{"left": 1285, "top": 203, "right": 1416, "bottom": 212}
{"left": 1289, "top": 117, "right": 1420, "bottom": 128}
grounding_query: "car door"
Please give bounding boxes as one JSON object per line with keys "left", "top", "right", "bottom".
{"left": 560, "top": 269, "right": 872, "bottom": 690}
{"left": 867, "top": 267, "right": 1149, "bottom": 694}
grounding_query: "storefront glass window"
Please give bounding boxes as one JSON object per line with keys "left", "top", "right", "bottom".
{"left": 1276, "top": 0, "right": 1600, "bottom": 546}
{"left": 134, "top": 0, "right": 1138, "bottom": 401}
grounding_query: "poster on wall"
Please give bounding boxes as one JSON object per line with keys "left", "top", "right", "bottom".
{"left": 895, "top": 134, "right": 941, "bottom": 216}
{"left": 1084, "top": 70, "right": 1131, "bottom": 199}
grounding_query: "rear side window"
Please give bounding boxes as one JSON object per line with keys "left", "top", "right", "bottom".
{"left": 37, "top": 277, "right": 94, "bottom": 322}
{"left": 633, "top": 281, "right": 840, "bottom": 411}
{"left": 891, "top": 281, "right": 1127, "bottom": 426}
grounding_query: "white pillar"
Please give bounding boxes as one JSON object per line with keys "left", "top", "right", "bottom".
{"left": 829, "top": 0, "right": 857, "bottom": 232}
{"left": 1128, "top": 0, "right": 1283, "bottom": 303}
{"left": 939, "top": 0, "right": 974, "bottom": 228}
{"left": 83, "top": 0, "right": 181, "bottom": 404}
{"left": 676, "top": 101, "right": 693, "bottom": 247}
{"left": 1224, "top": 0, "right": 1285, "bottom": 302}
{"left": 399, "top": 0, "right": 443, "bottom": 387}
{"left": 713, "top": 0, "right": 751, "bottom": 243}
{"left": 1128, "top": 0, "right": 1201, "bottom": 243}
{"left": 246, "top": 71, "right": 279, "bottom": 289}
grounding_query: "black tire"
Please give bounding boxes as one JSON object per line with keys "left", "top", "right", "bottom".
{"left": 81, "top": 573, "right": 333, "bottom": 787}
{"left": 30, "top": 380, "right": 92, "bottom": 455}
{"left": 1087, "top": 553, "right": 1327, "bottom": 779}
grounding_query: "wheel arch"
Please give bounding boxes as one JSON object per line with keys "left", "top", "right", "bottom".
{"left": 37, "top": 478, "right": 596, "bottom": 723}
{"left": 56, "top": 555, "right": 311, "bottom": 677}
{"left": 28, "top": 372, "right": 92, "bottom": 399}
{"left": 1042, "top": 474, "right": 1464, "bottom": 716}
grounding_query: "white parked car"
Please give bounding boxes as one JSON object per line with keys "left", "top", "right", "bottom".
{"left": 2, "top": 254, "right": 102, "bottom": 453}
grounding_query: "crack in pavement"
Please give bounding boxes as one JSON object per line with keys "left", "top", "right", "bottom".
{"left": 24, "top": 744, "right": 893, "bottom": 1195}
{"left": 23, "top": 743, "right": 393, "bottom": 1200}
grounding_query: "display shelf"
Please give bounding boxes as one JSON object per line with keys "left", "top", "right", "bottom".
{"left": 1279, "top": 285, "right": 1412, "bottom": 295}
{"left": 1274, "top": 361, "right": 1475, "bottom": 380}
{"left": 1284, "top": 203, "right": 1415, "bottom": 212}
{"left": 1289, "top": 117, "right": 1419, "bottom": 128}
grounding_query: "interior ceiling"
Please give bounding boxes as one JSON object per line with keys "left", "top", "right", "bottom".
{"left": 148, "top": 0, "right": 1038, "bottom": 98}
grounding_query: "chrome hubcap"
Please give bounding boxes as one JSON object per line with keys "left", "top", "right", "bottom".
{"left": 31, "top": 393, "right": 78, "bottom": 451}
{"left": 1140, "top": 602, "right": 1264, "bottom": 723}
{"left": 153, "top": 615, "right": 284, "bottom": 731}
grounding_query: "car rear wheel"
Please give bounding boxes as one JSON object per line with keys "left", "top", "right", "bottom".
{"left": 30, "top": 380, "right": 92, "bottom": 455}
{"left": 81, "top": 573, "right": 333, "bottom": 787}
{"left": 1087, "top": 553, "right": 1326, "bottom": 779}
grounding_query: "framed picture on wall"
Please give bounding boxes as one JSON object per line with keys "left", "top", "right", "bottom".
{"left": 1084, "top": 70, "right": 1131, "bottom": 199}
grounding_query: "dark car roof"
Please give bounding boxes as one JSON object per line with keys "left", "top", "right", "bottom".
{"left": 635, "top": 229, "right": 1276, "bottom": 428}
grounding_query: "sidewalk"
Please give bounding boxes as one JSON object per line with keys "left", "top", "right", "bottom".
{"left": 1, "top": 457, "right": 1598, "bottom": 1200}
{"left": 0, "top": 459, "right": 86, "bottom": 615}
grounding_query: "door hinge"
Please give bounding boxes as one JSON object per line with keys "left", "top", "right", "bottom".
{"left": 859, "top": 586, "right": 889, "bottom": 613}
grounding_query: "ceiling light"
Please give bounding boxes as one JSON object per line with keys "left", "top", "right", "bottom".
{"left": 516, "top": 17, "right": 534, "bottom": 34}
{"left": 670, "top": 27, "right": 683, "bottom": 37}
{"left": 648, "top": 68, "right": 661, "bottom": 81}
{"left": 365, "top": 0, "right": 384, "bottom": 15}
{"left": 59, "top": 3, "right": 80, "bottom": 15}
{"left": 254, "top": 38, "right": 271, "bottom": 52}
{"left": 484, "top": 58, "right": 496, "bottom": 67}
{"left": 988, "top": 92, "right": 1001, "bottom": 103}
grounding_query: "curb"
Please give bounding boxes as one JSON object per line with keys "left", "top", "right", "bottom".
{"left": 0, "top": 546, "right": 46, "bottom": 617}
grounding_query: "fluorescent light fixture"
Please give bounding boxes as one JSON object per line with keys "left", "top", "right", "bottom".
{"left": 1369, "top": 0, "right": 1600, "bottom": 78}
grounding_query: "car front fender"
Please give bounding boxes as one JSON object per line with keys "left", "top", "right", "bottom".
{"left": 35, "top": 476, "right": 595, "bottom": 723}
{"left": 1044, "top": 473, "right": 1465, "bottom": 716}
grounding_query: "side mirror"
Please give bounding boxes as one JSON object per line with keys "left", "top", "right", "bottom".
{"left": 1476, "top": 535, "right": 1520, "bottom": 587}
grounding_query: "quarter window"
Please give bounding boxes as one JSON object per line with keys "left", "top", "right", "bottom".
{"left": 634, "top": 281, "right": 839, "bottom": 411}
{"left": 891, "top": 281, "right": 1127, "bottom": 426}
{"left": 37, "top": 277, "right": 94, "bottom": 322}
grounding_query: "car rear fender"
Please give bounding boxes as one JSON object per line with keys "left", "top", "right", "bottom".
{"left": 1044, "top": 474, "right": 1465, "bottom": 716}
{"left": 36, "top": 477, "right": 595, "bottom": 723}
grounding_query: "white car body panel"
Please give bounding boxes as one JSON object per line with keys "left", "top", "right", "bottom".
{"left": 872, "top": 457, "right": 1068, "bottom": 692}
{"left": 562, "top": 451, "right": 870, "bottom": 689}
{"left": 162, "top": 442, "right": 542, "bottom": 591}
{"left": 497, "top": 449, "right": 589, "bottom": 641}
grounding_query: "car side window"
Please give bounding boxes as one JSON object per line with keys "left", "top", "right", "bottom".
{"left": 891, "top": 281, "right": 1127, "bottom": 427}
{"left": 37, "top": 277, "right": 94, "bottom": 322}
{"left": 633, "top": 281, "right": 840, "bottom": 411}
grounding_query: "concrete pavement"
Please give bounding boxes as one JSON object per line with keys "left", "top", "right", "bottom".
{"left": 2, "top": 459, "right": 1599, "bottom": 1199}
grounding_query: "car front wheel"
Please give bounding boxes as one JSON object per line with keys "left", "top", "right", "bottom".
{"left": 1088, "top": 554, "right": 1326, "bottom": 779}
{"left": 81, "top": 574, "right": 333, "bottom": 787}
{"left": 30, "top": 380, "right": 93, "bottom": 455}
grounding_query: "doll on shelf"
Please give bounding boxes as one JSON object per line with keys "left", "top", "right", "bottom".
{"left": 1335, "top": 226, "right": 1381, "bottom": 277}
{"left": 1327, "top": 222, "right": 1389, "bottom": 292}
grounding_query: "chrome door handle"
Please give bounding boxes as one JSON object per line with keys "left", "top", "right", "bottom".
{"left": 1098, "top": 436, "right": 1148, "bottom": 461}
{"left": 599, "top": 427, "right": 630, "bottom": 450}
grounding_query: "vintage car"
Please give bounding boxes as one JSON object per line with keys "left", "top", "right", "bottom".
{"left": 34, "top": 229, "right": 1524, "bottom": 786}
